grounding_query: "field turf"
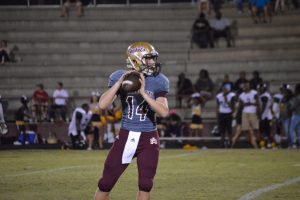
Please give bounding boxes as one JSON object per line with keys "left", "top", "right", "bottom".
{"left": 0, "top": 149, "right": 299, "bottom": 200}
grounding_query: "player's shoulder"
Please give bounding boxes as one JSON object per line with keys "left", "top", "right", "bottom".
{"left": 109, "top": 69, "right": 126, "bottom": 80}
{"left": 155, "top": 73, "right": 169, "bottom": 85}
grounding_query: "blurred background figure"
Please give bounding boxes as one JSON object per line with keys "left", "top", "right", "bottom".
{"left": 86, "top": 92, "right": 106, "bottom": 150}
{"left": 13, "top": 96, "right": 31, "bottom": 145}
{"left": 31, "top": 83, "right": 49, "bottom": 122}
{"left": 216, "top": 84, "right": 236, "bottom": 148}
{"left": 60, "top": 0, "right": 83, "bottom": 17}
{"left": 188, "top": 92, "right": 206, "bottom": 137}
{"left": 0, "top": 40, "right": 10, "bottom": 64}
{"left": 0, "top": 95, "right": 8, "bottom": 135}
{"left": 176, "top": 72, "right": 194, "bottom": 108}
{"left": 68, "top": 103, "right": 91, "bottom": 149}
{"left": 288, "top": 83, "right": 300, "bottom": 148}
{"left": 49, "top": 82, "right": 69, "bottom": 122}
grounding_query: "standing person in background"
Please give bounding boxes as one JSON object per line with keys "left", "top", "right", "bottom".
{"left": 94, "top": 42, "right": 169, "bottom": 200}
{"left": 87, "top": 92, "right": 106, "bottom": 150}
{"left": 234, "top": 71, "right": 248, "bottom": 94}
{"left": 0, "top": 95, "right": 8, "bottom": 135}
{"left": 60, "top": 0, "right": 83, "bottom": 17}
{"left": 216, "top": 84, "right": 236, "bottom": 148}
{"left": 31, "top": 83, "right": 49, "bottom": 122}
{"left": 272, "top": 84, "right": 286, "bottom": 148}
{"left": 49, "top": 82, "right": 69, "bottom": 122}
{"left": 288, "top": 83, "right": 300, "bottom": 148}
{"left": 232, "top": 82, "right": 259, "bottom": 148}
{"left": 188, "top": 92, "right": 206, "bottom": 138}
{"left": 257, "top": 83, "right": 275, "bottom": 149}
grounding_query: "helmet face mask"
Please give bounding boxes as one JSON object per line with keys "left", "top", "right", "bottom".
{"left": 126, "top": 42, "right": 161, "bottom": 76}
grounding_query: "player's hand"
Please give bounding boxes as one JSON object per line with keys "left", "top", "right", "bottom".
{"left": 138, "top": 73, "right": 146, "bottom": 96}
{"left": 117, "top": 70, "right": 135, "bottom": 86}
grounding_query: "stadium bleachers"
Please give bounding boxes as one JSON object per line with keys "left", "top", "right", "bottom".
{"left": 0, "top": 3, "right": 300, "bottom": 122}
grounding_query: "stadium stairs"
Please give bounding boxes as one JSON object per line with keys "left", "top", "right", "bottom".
{"left": 0, "top": 3, "right": 299, "bottom": 148}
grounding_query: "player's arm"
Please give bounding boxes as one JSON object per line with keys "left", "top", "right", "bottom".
{"left": 99, "top": 71, "right": 131, "bottom": 110}
{"left": 139, "top": 74, "right": 169, "bottom": 118}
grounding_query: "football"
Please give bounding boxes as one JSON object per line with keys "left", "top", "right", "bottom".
{"left": 121, "top": 71, "right": 141, "bottom": 93}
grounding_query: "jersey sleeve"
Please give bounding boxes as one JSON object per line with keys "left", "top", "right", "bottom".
{"left": 108, "top": 70, "right": 126, "bottom": 88}
{"left": 155, "top": 73, "right": 169, "bottom": 98}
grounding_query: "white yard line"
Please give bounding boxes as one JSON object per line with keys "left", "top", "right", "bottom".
{"left": 4, "top": 164, "right": 96, "bottom": 177}
{"left": 238, "top": 176, "right": 300, "bottom": 200}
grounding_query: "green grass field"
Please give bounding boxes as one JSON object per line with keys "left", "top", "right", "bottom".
{"left": 0, "top": 149, "right": 300, "bottom": 200}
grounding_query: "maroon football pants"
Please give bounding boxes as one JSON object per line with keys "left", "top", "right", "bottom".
{"left": 98, "top": 129, "right": 160, "bottom": 192}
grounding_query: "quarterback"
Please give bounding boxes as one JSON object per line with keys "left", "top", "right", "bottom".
{"left": 94, "top": 42, "right": 169, "bottom": 200}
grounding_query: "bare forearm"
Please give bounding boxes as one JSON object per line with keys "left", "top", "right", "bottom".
{"left": 98, "top": 81, "right": 121, "bottom": 110}
{"left": 142, "top": 94, "right": 169, "bottom": 118}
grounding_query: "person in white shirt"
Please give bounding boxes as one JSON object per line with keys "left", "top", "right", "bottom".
{"left": 232, "top": 82, "right": 259, "bottom": 148}
{"left": 257, "top": 83, "right": 275, "bottom": 148}
{"left": 49, "top": 82, "right": 69, "bottom": 122}
{"left": 68, "top": 103, "right": 91, "bottom": 149}
{"left": 216, "top": 84, "right": 236, "bottom": 148}
{"left": 209, "top": 11, "right": 233, "bottom": 47}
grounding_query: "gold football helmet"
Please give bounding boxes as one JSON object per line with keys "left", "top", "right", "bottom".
{"left": 126, "top": 42, "right": 161, "bottom": 76}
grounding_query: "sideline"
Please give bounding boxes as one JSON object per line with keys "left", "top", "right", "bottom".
{"left": 238, "top": 176, "right": 300, "bottom": 200}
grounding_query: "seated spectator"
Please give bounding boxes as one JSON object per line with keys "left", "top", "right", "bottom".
{"left": 68, "top": 103, "right": 91, "bottom": 149}
{"left": 49, "top": 82, "right": 69, "bottom": 122}
{"left": 60, "top": 0, "right": 83, "bottom": 17}
{"left": 194, "top": 69, "right": 215, "bottom": 100}
{"left": 13, "top": 96, "right": 31, "bottom": 145}
{"left": 210, "top": 11, "right": 233, "bottom": 47}
{"left": 250, "top": 0, "right": 271, "bottom": 23}
{"left": 165, "top": 110, "right": 182, "bottom": 138}
{"left": 191, "top": 13, "right": 214, "bottom": 49}
{"left": 234, "top": 71, "right": 248, "bottom": 94}
{"left": 220, "top": 74, "right": 234, "bottom": 93}
{"left": 250, "top": 70, "right": 263, "bottom": 90}
{"left": 0, "top": 40, "right": 10, "bottom": 65}
{"left": 31, "top": 83, "right": 49, "bottom": 122}
{"left": 176, "top": 72, "right": 194, "bottom": 108}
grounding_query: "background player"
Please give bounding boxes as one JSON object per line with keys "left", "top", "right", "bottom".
{"left": 94, "top": 42, "right": 169, "bottom": 200}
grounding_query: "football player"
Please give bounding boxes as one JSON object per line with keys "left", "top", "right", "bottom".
{"left": 94, "top": 42, "right": 169, "bottom": 200}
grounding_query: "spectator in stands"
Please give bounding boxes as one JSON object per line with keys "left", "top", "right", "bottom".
{"left": 13, "top": 95, "right": 31, "bottom": 145}
{"left": 165, "top": 110, "right": 182, "bottom": 138}
{"left": 288, "top": 83, "right": 300, "bottom": 148}
{"left": 216, "top": 84, "right": 236, "bottom": 148}
{"left": 0, "top": 40, "right": 10, "bottom": 65}
{"left": 188, "top": 92, "right": 206, "bottom": 137}
{"left": 275, "top": 0, "right": 286, "bottom": 14}
{"left": 87, "top": 92, "right": 106, "bottom": 150}
{"left": 291, "top": 0, "right": 299, "bottom": 9}
{"left": 221, "top": 74, "right": 234, "bottom": 92}
{"left": 31, "top": 83, "right": 49, "bottom": 122}
{"left": 210, "top": 0, "right": 223, "bottom": 14}
{"left": 194, "top": 69, "right": 215, "bottom": 100}
{"left": 250, "top": 0, "right": 271, "bottom": 23}
{"left": 250, "top": 70, "right": 263, "bottom": 90}
{"left": 232, "top": 81, "right": 259, "bottom": 148}
{"left": 68, "top": 103, "right": 91, "bottom": 149}
{"left": 234, "top": 71, "right": 248, "bottom": 94}
{"left": 191, "top": 13, "right": 214, "bottom": 49}
{"left": 235, "top": 0, "right": 245, "bottom": 14}
{"left": 60, "top": 0, "right": 83, "bottom": 17}
{"left": 49, "top": 82, "right": 69, "bottom": 122}
{"left": 257, "top": 83, "right": 275, "bottom": 148}
{"left": 176, "top": 72, "right": 194, "bottom": 108}
{"left": 209, "top": 11, "right": 233, "bottom": 48}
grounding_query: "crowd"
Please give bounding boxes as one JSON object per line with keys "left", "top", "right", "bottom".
{"left": 164, "top": 69, "right": 300, "bottom": 149}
